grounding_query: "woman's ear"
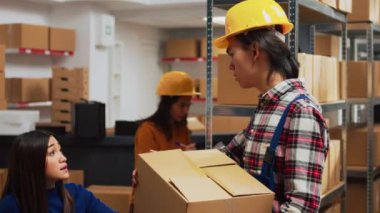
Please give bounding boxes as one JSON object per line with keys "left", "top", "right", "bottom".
{"left": 250, "top": 42, "right": 260, "bottom": 61}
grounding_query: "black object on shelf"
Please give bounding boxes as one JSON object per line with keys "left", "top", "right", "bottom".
{"left": 374, "top": 104, "right": 380, "bottom": 123}
{"left": 73, "top": 101, "right": 105, "bottom": 139}
{"left": 115, "top": 120, "right": 139, "bottom": 136}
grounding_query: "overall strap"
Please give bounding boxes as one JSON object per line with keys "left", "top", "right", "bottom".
{"left": 258, "top": 94, "right": 308, "bottom": 191}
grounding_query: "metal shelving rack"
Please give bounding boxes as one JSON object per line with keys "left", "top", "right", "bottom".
{"left": 345, "top": 23, "right": 380, "bottom": 213}
{"left": 206, "top": 0, "right": 348, "bottom": 211}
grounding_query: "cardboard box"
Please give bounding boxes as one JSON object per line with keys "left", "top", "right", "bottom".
{"left": 52, "top": 67, "right": 89, "bottom": 101}
{"left": 52, "top": 111, "right": 71, "bottom": 122}
{"left": 52, "top": 100, "right": 72, "bottom": 112}
{"left": 315, "top": 34, "right": 340, "bottom": 58}
{"left": 64, "top": 170, "right": 84, "bottom": 185}
{"left": 217, "top": 54, "right": 260, "bottom": 105}
{"left": 135, "top": 149, "right": 274, "bottom": 213}
{"left": 319, "top": 0, "right": 337, "bottom": 8}
{"left": 0, "top": 45, "right": 4, "bottom": 71}
{"left": 312, "top": 55, "right": 321, "bottom": 100}
{"left": 339, "top": 61, "right": 346, "bottom": 99}
{"left": 199, "top": 78, "right": 217, "bottom": 99}
{"left": 321, "top": 201, "right": 341, "bottom": 213}
{"left": 321, "top": 154, "right": 329, "bottom": 195}
{"left": 8, "top": 78, "right": 50, "bottom": 102}
{"left": 49, "top": 27, "right": 76, "bottom": 52}
{"left": 347, "top": 126, "right": 380, "bottom": 167}
{"left": 328, "top": 140, "right": 341, "bottom": 189}
{"left": 297, "top": 53, "right": 313, "bottom": 95}
{"left": 347, "top": 180, "right": 380, "bottom": 213}
{"left": 187, "top": 117, "right": 205, "bottom": 132}
{"left": 344, "top": 61, "right": 380, "bottom": 98}
{"left": 87, "top": 185, "right": 133, "bottom": 213}
{"left": 0, "top": 99, "right": 6, "bottom": 110}
{"left": 0, "top": 24, "right": 49, "bottom": 49}
{"left": 0, "top": 72, "right": 5, "bottom": 100}
{"left": 199, "top": 116, "right": 250, "bottom": 134}
{"left": 0, "top": 169, "right": 7, "bottom": 195}
{"left": 322, "top": 56, "right": 339, "bottom": 102}
{"left": 165, "top": 39, "right": 197, "bottom": 58}
{"left": 200, "top": 38, "right": 226, "bottom": 57}
{"left": 348, "top": 0, "right": 379, "bottom": 22}
{"left": 338, "top": 0, "right": 352, "bottom": 13}
{"left": 52, "top": 87, "right": 88, "bottom": 102}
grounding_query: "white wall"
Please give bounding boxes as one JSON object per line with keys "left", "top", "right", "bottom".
{"left": 115, "top": 21, "right": 164, "bottom": 121}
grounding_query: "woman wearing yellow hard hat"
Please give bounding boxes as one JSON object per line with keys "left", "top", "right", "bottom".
{"left": 215, "top": 0, "right": 328, "bottom": 212}
{"left": 130, "top": 71, "right": 199, "bottom": 212}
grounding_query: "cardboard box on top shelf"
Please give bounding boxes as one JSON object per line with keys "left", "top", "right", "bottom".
{"left": 297, "top": 53, "right": 313, "bottom": 95}
{"left": 8, "top": 78, "right": 50, "bottom": 102}
{"left": 63, "top": 170, "right": 84, "bottom": 185}
{"left": 0, "top": 24, "right": 49, "bottom": 49}
{"left": 337, "top": 0, "right": 352, "bottom": 13}
{"left": 0, "top": 45, "right": 4, "bottom": 71}
{"left": 134, "top": 149, "right": 274, "bottom": 213}
{"left": 200, "top": 38, "right": 226, "bottom": 58}
{"left": 319, "top": 0, "right": 337, "bottom": 9}
{"left": 347, "top": 179, "right": 380, "bottom": 213}
{"left": 49, "top": 27, "right": 76, "bottom": 52}
{"left": 348, "top": 0, "right": 379, "bottom": 23}
{"left": 347, "top": 125, "right": 380, "bottom": 167}
{"left": 315, "top": 34, "right": 340, "bottom": 58}
{"left": 199, "top": 78, "right": 218, "bottom": 99}
{"left": 199, "top": 115, "right": 250, "bottom": 134}
{"left": 217, "top": 54, "right": 260, "bottom": 105}
{"left": 87, "top": 185, "right": 133, "bottom": 213}
{"left": 0, "top": 169, "right": 7, "bottom": 195}
{"left": 165, "top": 39, "right": 197, "bottom": 58}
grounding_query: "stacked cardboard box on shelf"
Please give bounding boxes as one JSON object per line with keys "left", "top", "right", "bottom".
{"left": 0, "top": 24, "right": 49, "bottom": 49}
{"left": 319, "top": 0, "right": 337, "bottom": 9}
{"left": 6, "top": 78, "right": 50, "bottom": 102}
{"left": 52, "top": 67, "right": 88, "bottom": 131}
{"left": 347, "top": 180, "right": 380, "bottom": 213}
{"left": 0, "top": 45, "right": 5, "bottom": 110}
{"left": 49, "top": 27, "right": 76, "bottom": 52}
{"left": 337, "top": 0, "right": 352, "bottom": 13}
{"left": 348, "top": 0, "right": 379, "bottom": 23}
{"left": 165, "top": 39, "right": 197, "bottom": 58}
{"left": 321, "top": 140, "right": 342, "bottom": 195}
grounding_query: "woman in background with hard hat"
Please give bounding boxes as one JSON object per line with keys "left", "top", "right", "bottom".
{"left": 214, "top": 0, "right": 328, "bottom": 212}
{"left": 134, "top": 71, "right": 198, "bottom": 160}
{"left": 130, "top": 71, "right": 198, "bottom": 212}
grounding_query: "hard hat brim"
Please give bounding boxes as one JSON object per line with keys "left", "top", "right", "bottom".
{"left": 214, "top": 23, "right": 294, "bottom": 49}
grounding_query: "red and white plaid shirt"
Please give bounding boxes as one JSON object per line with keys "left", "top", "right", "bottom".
{"left": 223, "top": 79, "right": 329, "bottom": 212}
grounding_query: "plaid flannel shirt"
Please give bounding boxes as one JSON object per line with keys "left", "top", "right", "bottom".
{"left": 223, "top": 79, "right": 329, "bottom": 212}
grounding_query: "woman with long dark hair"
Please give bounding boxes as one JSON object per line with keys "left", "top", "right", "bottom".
{"left": 0, "top": 130, "right": 115, "bottom": 213}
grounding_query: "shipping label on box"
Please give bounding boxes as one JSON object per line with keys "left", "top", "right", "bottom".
{"left": 135, "top": 149, "right": 274, "bottom": 213}
{"left": 217, "top": 54, "right": 260, "bottom": 105}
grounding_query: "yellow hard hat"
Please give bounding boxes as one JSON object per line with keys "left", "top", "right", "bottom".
{"left": 156, "top": 71, "right": 200, "bottom": 96}
{"left": 214, "top": 0, "right": 293, "bottom": 49}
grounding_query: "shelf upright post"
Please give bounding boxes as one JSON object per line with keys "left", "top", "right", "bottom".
{"left": 309, "top": 25, "right": 315, "bottom": 54}
{"left": 205, "top": 0, "right": 214, "bottom": 149}
{"left": 366, "top": 23, "right": 375, "bottom": 213}
{"left": 288, "top": 0, "right": 299, "bottom": 56}
{"left": 341, "top": 20, "right": 348, "bottom": 213}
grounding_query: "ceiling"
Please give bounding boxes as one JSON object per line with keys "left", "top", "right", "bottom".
{"left": 26, "top": 0, "right": 227, "bottom": 28}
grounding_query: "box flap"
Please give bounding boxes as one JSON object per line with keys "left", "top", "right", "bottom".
{"left": 170, "top": 177, "right": 231, "bottom": 202}
{"left": 203, "top": 165, "right": 273, "bottom": 196}
{"left": 139, "top": 149, "right": 205, "bottom": 182}
{"left": 184, "top": 149, "right": 236, "bottom": 168}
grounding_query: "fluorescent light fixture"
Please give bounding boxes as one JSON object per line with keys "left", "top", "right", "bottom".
{"left": 203, "top": 16, "right": 225, "bottom": 26}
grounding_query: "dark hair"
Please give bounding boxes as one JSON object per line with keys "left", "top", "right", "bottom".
{"left": 1, "top": 130, "right": 73, "bottom": 213}
{"left": 141, "top": 96, "right": 187, "bottom": 140}
{"left": 235, "top": 28, "right": 299, "bottom": 82}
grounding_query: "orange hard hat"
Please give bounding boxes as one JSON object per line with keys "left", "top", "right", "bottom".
{"left": 156, "top": 71, "right": 200, "bottom": 96}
